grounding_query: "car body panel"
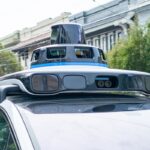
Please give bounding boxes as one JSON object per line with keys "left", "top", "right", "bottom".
{"left": 0, "top": 100, "right": 34, "bottom": 150}
{"left": 18, "top": 106, "right": 150, "bottom": 150}
{"left": 0, "top": 66, "right": 149, "bottom": 150}
{"left": 1, "top": 65, "right": 149, "bottom": 79}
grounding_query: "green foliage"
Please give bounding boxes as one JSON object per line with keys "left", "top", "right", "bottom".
{"left": 0, "top": 43, "right": 3, "bottom": 50}
{"left": 0, "top": 50, "right": 22, "bottom": 76}
{"left": 107, "top": 24, "right": 150, "bottom": 72}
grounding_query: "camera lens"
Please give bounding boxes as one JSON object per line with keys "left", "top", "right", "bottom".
{"left": 97, "top": 80, "right": 105, "bottom": 88}
{"left": 105, "top": 80, "right": 112, "bottom": 88}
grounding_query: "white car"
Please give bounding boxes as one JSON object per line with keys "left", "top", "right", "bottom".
{"left": 0, "top": 65, "right": 150, "bottom": 150}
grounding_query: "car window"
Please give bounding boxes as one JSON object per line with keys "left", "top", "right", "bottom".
{"left": 46, "top": 47, "right": 66, "bottom": 59}
{"left": 31, "top": 50, "right": 40, "bottom": 62}
{"left": 98, "top": 49, "right": 106, "bottom": 61}
{"left": 75, "top": 47, "right": 94, "bottom": 58}
{"left": 0, "top": 111, "right": 18, "bottom": 150}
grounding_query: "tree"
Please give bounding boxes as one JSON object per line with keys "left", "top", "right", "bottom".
{"left": 0, "top": 50, "right": 22, "bottom": 76}
{"left": 107, "top": 23, "right": 150, "bottom": 72}
{"left": 0, "top": 43, "right": 3, "bottom": 49}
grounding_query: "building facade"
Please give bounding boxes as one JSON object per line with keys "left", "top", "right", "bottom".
{"left": 70, "top": 0, "right": 150, "bottom": 53}
{"left": 0, "top": 31, "right": 20, "bottom": 49}
{"left": 1, "top": 0, "right": 150, "bottom": 69}
{"left": 0, "top": 12, "right": 71, "bottom": 69}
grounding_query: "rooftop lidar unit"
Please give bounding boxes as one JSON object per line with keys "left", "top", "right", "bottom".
{"left": 30, "top": 23, "right": 108, "bottom": 69}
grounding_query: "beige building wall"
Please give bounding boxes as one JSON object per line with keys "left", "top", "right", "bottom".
{"left": 0, "top": 31, "right": 20, "bottom": 48}
{"left": 20, "top": 12, "right": 71, "bottom": 42}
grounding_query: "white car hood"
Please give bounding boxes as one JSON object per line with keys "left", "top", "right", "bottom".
{"left": 23, "top": 109, "right": 150, "bottom": 150}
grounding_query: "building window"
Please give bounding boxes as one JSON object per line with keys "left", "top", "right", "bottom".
{"left": 116, "top": 31, "right": 122, "bottom": 41}
{"left": 25, "top": 58, "right": 27, "bottom": 67}
{"left": 25, "top": 50, "right": 28, "bottom": 59}
{"left": 110, "top": 34, "right": 114, "bottom": 50}
{"left": 18, "top": 53, "right": 21, "bottom": 62}
{"left": 101, "top": 36, "right": 106, "bottom": 53}
{"left": 87, "top": 39, "right": 92, "bottom": 46}
{"left": 94, "top": 38, "right": 100, "bottom": 48}
{"left": 21, "top": 51, "right": 28, "bottom": 60}
{"left": 118, "top": 32, "right": 122, "bottom": 40}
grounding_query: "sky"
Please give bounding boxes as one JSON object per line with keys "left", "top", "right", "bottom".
{"left": 0, "top": 0, "right": 112, "bottom": 37}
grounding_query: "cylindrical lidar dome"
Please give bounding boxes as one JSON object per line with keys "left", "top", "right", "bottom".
{"left": 50, "top": 23, "right": 86, "bottom": 44}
